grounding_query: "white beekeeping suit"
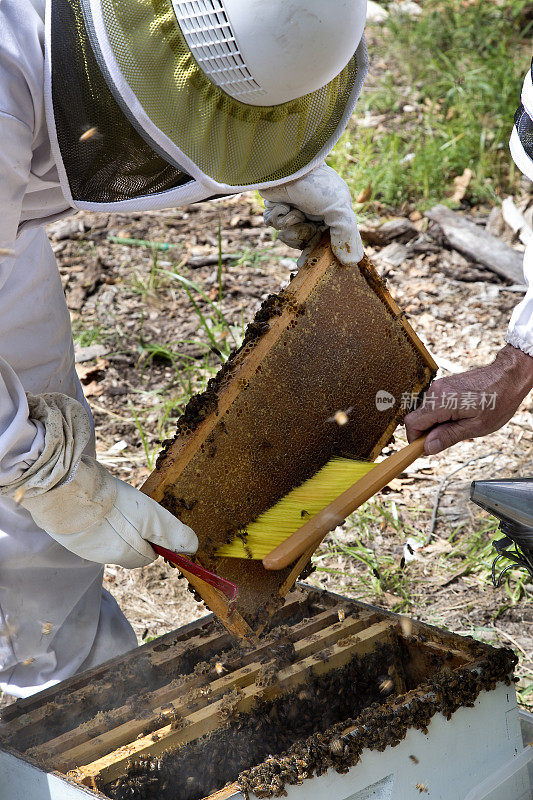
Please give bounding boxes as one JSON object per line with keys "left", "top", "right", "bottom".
{"left": 0, "top": 0, "right": 370, "bottom": 697}
{"left": 507, "top": 63, "right": 533, "bottom": 356}
{"left": 0, "top": 0, "right": 139, "bottom": 697}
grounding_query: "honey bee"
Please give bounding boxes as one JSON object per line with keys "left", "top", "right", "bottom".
{"left": 79, "top": 126, "right": 102, "bottom": 142}
{"left": 416, "top": 783, "right": 428, "bottom": 793}
{"left": 327, "top": 407, "right": 353, "bottom": 426}
{"left": 329, "top": 737, "right": 343, "bottom": 755}
{"left": 13, "top": 487, "right": 26, "bottom": 505}
{"left": 41, "top": 622, "right": 53, "bottom": 635}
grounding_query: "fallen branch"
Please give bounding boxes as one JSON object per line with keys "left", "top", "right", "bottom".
{"left": 426, "top": 451, "right": 498, "bottom": 544}
{"left": 425, "top": 205, "right": 525, "bottom": 285}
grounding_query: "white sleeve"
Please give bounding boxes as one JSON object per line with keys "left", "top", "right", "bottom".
{"left": 0, "top": 0, "right": 39, "bottom": 257}
{"left": 506, "top": 238, "right": 533, "bottom": 357}
{"left": 0, "top": 112, "right": 34, "bottom": 257}
{"left": 0, "top": 26, "right": 46, "bottom": 483}
{"left": 506, "top": 67, "right": 533, "bottom": 356}
{"left": 0, "top": 356, "right": 45, "bottom": 486}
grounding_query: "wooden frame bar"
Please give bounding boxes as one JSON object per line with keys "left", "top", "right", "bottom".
{"left": 72, "top": 619, "right": 396, "bottom": 787}
{"left": 32, "top": 606, "right": 360, "bottom": 768}
{"left": 3, "top": 593, "right": 308, "bottom": 745}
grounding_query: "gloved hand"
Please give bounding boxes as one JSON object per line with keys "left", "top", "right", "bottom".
{"left": 0, "top": 393, "right": 197, "bottom": 568}
{"left": 260, "top": 163, "right": 364, "bottom": 267}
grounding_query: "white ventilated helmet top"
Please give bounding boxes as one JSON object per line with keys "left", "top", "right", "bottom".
{"left": 172, "top": 0, "right": 367, "bottom": 106}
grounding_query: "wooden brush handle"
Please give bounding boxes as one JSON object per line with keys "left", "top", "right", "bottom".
{"left": 262, "top": 435, "right": 428, "bottom": 571}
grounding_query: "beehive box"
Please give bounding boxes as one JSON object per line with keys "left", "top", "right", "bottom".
{"left": 142, "top": 240, "right": 438, "bottom": 633}
{"left": 0, "top": 586, "right": 525, "bottom": 800}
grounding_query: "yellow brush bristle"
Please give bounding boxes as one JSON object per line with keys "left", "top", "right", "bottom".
{"left": 216, "top": 458, "right": 375, "bottom": 559}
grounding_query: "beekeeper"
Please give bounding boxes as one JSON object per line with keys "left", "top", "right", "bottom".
{"left": 405, "top": 66, "right": 533, "bottom": 452}
{"left": 0, "top": 0, "right": 369, "bottom": 697}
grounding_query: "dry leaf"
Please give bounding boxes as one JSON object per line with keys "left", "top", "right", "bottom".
{"left": 383, "top": 592, "right": 403, "bottom": 607}
{"left": 76, "top": 358, "right": 108, "bottom": 396}
{"left": 387, "top": 478, "right": 404, "bottom": 491}
{"left": 439, "top": 567, "right": 469, "bottom": 588}
{"left": 451, "top": 168, "right": 473, "bottom": 203}
{"left": 76, "top": 357, "right": 109, "bottom": 383}
{"left": 82, "top": 381, "right": 105, "bottom": 398}
{"left": 356, "top": 183, "right": 372, "bottom": 203}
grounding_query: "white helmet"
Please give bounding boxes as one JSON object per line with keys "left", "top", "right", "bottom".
{"left": 48, "top": 0, "right": 368, "bottom": 210}
{"left": 173, "top": 0, "right": 367, "bottom": 105}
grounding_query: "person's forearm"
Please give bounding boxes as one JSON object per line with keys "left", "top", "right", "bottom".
{"left": 495, "top": 343, "right": 533, "bottom": 395}
{"left": 405, "top": 342, "right": 533, "bottom": 455}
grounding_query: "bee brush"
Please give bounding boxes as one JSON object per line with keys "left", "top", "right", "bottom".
{"left": 262, "top": 435, "right": 428, "bottom": 570}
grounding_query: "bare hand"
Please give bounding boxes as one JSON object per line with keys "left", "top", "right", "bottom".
{"left": 405, "top": 344, "right": 533, "bottom": 455}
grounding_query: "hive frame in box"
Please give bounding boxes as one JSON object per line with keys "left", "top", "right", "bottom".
{"left": 1, "top": 706, "right": 531, "bottom": 800}
{"left": 0, "top": 586, "right": 530, "bottom": 800}
{"left": 142, "top": 238, "right": 438, "bottom": 635}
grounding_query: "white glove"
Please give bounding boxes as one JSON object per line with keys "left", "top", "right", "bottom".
{"left": 260, "top": 163, "right": 364, "bottom": 267}
{"left": 0, "top": 393, "right": 197, "bottom": 568}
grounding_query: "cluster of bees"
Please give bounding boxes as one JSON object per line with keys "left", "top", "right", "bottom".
{"left": 110, "top": 756, "right": 168, "bottom": 800}
{"left": 107, "top": 639, "right": 393, "bottom": 800}
{"left": 235, "top": 645, "right": 517, "bottom": 799}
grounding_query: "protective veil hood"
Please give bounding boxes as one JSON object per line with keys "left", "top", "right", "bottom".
{"left": 510, "top": 61, "right": 533, "bottom": 182}
{"left": 44, "top": 0, "right": 368, "bottom": 211}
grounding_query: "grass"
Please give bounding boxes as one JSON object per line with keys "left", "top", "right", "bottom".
{"left": 128, "top": 348, "right": 221, "bottom": 471}
{"left": 312, "top": 502, "right": 532, "bottom": 614}
{"left": 330, "top": 0, "right": 532, "bottom": 209}
{"left": 72, "top": 321, "right": 108, "bottom": 347}
{"left": 125, "top": 256, "right": 247, "bottom": 469}
{"left": 129, "top": 250, "right": 168, "bottom": 300}
{"left": 441, "top": 514, "right": 532, "bottom": 606}
{"left": 313, "top": 499, "right": 428, "bottom": 612}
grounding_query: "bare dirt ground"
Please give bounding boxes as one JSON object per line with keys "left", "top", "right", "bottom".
{"left": 38, "top": 183, "right": 531, "bottom": 710}
{"left": 0, "top": 191, "right": 531, "bottom": 715}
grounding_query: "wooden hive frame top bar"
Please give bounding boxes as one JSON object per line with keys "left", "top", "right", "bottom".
{"left": 68, "top": 615, "right": 397, "bottom": 788}
{"left": 141, "top": 238, "right": 439, "bottom": 633}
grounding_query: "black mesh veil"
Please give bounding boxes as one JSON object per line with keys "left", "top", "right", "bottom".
{"left": 51, "top": 0, "right": 193, "bottom": 204}
{"left": 515, "top": 103, "right": 533, "bottom": 163}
